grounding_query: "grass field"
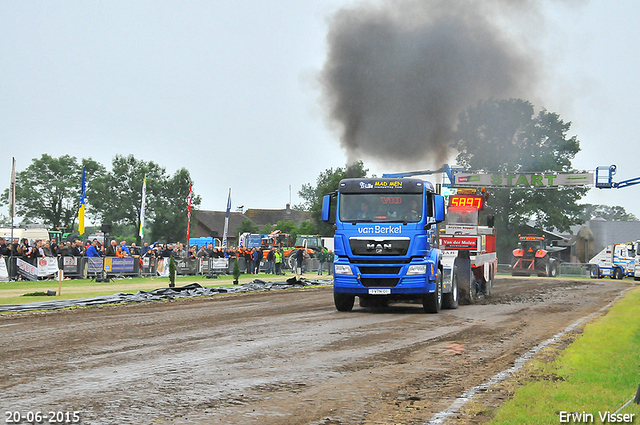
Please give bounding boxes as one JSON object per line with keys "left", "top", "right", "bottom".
{"left": 0, "top": 272, "right": 333, "bottom": 306}
{"left": 488, "top": 285, "right": 640, "bottom": 424}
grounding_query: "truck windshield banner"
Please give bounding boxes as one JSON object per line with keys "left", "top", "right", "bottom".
{"left": 454, "top": 172, "right": 594, "bottom": 187}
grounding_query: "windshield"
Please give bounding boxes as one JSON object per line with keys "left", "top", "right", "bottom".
{"left": 446, "top": 206, "right": 478, "bottom": 226}
{"left": 339, "top": 193, "right": 423, "bottom": 223}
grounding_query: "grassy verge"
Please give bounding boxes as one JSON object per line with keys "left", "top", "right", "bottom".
{"left": 0, "top": 272, "right": 333, "bottom": 306}
{"left": 488, "top": 286, "right": 640, "bottom": 424}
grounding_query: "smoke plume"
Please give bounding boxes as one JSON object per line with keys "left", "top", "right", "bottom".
{"left": 320, "top": 0, "right": 541, "bottom": 168}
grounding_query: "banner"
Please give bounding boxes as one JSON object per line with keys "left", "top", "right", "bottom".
{"left": 37, "top": 257, "right": 59, "bottom": 277}
{"left": 222, "top": 188, "right": 231, "bottom": 249}
{"left": 453, "top": 172, "right": 594, "bottom": 188}
{"left": 157, "top": 258, "right": 170, "bottom": 277}
{"left": 63, "top": 256, "right": 78, "bottom": 273}
{"left": 186, "top": 183, "right": 192, "bottom": 242}
{"left": 78, "top": 166, "right": 86, "bottom": 235}
{"left": 139, "top": 177, "right": 146, "bottom": 238}
{"left": 104, "top": 257, "right": 135, "bottom": 273}
{"left": 9, "top": 157, "right": 16, "bottom": 220}
{"left": 88, "top": 257, "right": 104, "bottom": 274}
{"left": 16, "top": 258, "right": 38, "bottom": 281}
{"left": 0, "top": 257, "right": 8, "bottom": 282}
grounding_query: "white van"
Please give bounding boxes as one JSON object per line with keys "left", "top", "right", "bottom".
{"left": 0, "top": 227, "right": 50, "bottom": 244}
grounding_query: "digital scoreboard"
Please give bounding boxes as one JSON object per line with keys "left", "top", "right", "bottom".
{"left": 448, "top": 195, "right": 484, "bottom": 209}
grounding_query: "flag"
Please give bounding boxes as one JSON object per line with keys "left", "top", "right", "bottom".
{"left": 139, "top": 177, "right": 147, "bottom": 239}
{"left": 186, "top": 183, "right": 192, "bottom": 243}
{"left": 9, "top": 157, "right": 16, "bottom": 220}
{"left": 222, "top": 188, "right": 231, "bottom": 249}
{"left": 78, "top": 166, "right": 86, "bottom": 235}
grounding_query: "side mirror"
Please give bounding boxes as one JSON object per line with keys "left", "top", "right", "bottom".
{"left": 321, "top": 194, "right": 332, "bottom": 222}
{"left": 433, "top": 194, "right": 445, "bottom": 223}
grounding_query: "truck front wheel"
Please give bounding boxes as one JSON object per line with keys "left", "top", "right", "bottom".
{"left": 423, "top": 270, "right": 443, "bottom": 314}
{"left": 334, "top": 292, "right": 355, "bottom": 312}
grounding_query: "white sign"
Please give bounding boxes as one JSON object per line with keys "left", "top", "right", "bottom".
{"left": 454, "top": 172, "right": 594, "bottom": 187}
{"left": 38, "top": 257, "right": 59, "bottom": 277}
{"left": 0, "top": 257, "right": 8, "bottom": 282}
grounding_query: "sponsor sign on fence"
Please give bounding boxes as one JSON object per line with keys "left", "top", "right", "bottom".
{"left": 37, "top": 257, "right": 59, "bottom": 277}
{"left": 0, "top": 257, "right": 8, "bottom": 282}
{"left": 17, "top": 258, "right": 38, "bottom": 281}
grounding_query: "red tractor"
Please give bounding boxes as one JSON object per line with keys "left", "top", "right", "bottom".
{"left": 511, "top": 235, "right": 558, "bottom": 277}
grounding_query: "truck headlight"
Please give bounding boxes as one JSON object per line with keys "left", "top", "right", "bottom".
{"left": 334, "top": 264, "right": 353, "bottom": 275}
{"left": 407, "top": 264, "right": 427, "bottom": 275}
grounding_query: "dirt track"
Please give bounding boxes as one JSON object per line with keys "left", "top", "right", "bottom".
{"left": 0, "top": 277, "right": 629, "bottom": 424}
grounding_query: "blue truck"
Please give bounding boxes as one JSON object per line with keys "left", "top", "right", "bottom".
{"left": 321, "top": 177, "right": 449, "bottom": 313}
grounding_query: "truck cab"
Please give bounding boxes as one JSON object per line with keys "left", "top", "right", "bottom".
{"left": 322, "top": 178, "right": 445, "bottom": 313}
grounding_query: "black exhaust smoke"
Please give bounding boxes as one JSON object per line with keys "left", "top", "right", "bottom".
{"left": 319, "top": 0, "right": 541, "bottom": 169}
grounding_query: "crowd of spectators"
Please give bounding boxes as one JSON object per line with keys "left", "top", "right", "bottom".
{"left": 0, "top": 236, "right": 334, "bottom": 277}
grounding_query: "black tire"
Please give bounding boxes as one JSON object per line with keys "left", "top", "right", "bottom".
{"left": 614, "top": 267, "right": 623, "bottom": 280}
{"left": 458, "top": 268, "right": 475, "bottom": 305}
{"left": 549, "top": 261, "right": 558, "bottom": 277}
{"left": 590, "top": 265, "right": 599, "bottom": 279}
{"left": 334, "top": 292, "right": 355, "bottom": 312}
{"left": 535, "top": 256, "right": 549, "bottom": 277}
{"left": 442, "top": 267, "right": 459, "bottom": 310}
{"left": 423, "top": 269, "right": 443, "bottom": 314}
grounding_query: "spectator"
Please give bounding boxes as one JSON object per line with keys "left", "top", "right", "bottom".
{"left": 86, "top": 240, "right": 101, "bottom": 257}
{"left": 0, "top": 238, "right": 8, "bottom": 256}
{"left": 140, "top": 242, "right": 150, "bottom": 257}
{"left": 72, "top": 239, "right": 86, "bottom": 257}
{"left": 10, "top": 238, "right": 20, "bottom": 256}
{"left": 317, "top": 248, "right": 327, "bottom": 276}
{"left": 274, "top": 248, "right": 284, "bottom": 275}
{"left": 50, "top": 239, "right": 59, "bottom": 257}
{"left": 252, "top": 248, "right": 261, "bottom": 274}
{"left": 119, "top": 241, "right": 130, "bottom": 255}
{"left": 161, "top": 244, "right": 177, "bottom": 258}
{"left": 295, "top": 248, "right": 305, "bottom": 279}
{"left": 59, "top": 241, "right": 73, "bottom": 256}
{"left": 243, "top": 248, "right": 252, "bottom": 274}
{"left": 43, "top": 241, "right": 53, "bottom": 257}
{"left": 196, "top": 246, "right": 208, "bottom": 258}
{"left": 105, "top": 240, "right": 118, "bottom": 257}
{"left": 188, "top": 245, "right": 197, "bottom": 259}
{"left": 130, "top": 242, "right": 140, "bottom": 256}
{"left": 115, "top": 246, "right": 126, "bottom": 258}
{"left": 27, "top": 239, "right": 43, "bottom": 259}
{"left": 266, "top": 248, "right": 275, "bottom": 274}
{"left": 20, "top": 238, "right": 32, "bottom": 258}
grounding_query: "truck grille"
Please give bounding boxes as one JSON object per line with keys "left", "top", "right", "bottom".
{"left": 358, "top": 266, "right": 401, "bottom": 275}
{"left": 361, "top": 278, "right": 399, "bottom": 287}
{"left": 349, "top": 238, "right": 410, "bottom": 256}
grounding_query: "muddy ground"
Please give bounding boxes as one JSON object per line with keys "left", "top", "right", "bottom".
{"left": 0, "top": 277, "right": 630, "bottom": 424}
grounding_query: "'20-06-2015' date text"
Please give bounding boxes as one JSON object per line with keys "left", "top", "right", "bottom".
{"left": 5, "top": 411, "right": 80, "bottom": 424}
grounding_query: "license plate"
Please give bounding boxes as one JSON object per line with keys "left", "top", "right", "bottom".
{"left": 368, "top": 288, "right": 391, "bottom": 295}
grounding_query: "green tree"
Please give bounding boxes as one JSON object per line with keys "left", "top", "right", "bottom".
{"left": 237, "top": 219, "right": 259, "bottom": 235}
{"left": 454, "top": 99, "right": 588, "bottom": 260}
{"left": 297, "top": 161, "right": 368, "bottom": 235}
{"left": 580, "top": 204, "right": 638, "bottom": 222}
{"left": 91, "top": 155, "right": 200, "bottom": 245}
{"left": 2, "top": 154, "right": 105, "bottom": 229}
{"left": 150, "top": 168, "right": 201, "bottom": 244}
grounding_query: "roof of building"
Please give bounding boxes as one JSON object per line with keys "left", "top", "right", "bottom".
{"left": 243, "top": 204, "right": 311, "bottom": 227}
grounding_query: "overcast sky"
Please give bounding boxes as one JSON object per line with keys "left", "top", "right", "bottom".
{"left": 2, "top": 0, "right": 640, "bottom": 221}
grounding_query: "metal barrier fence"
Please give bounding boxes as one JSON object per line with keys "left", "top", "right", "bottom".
{"left": 0, "top": 254, "right": 331, "bottom": 281}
